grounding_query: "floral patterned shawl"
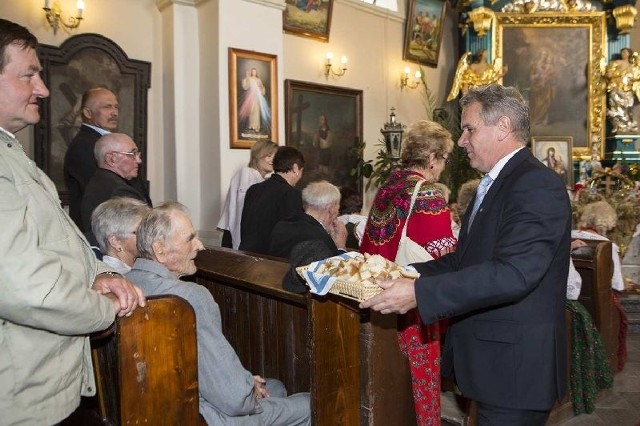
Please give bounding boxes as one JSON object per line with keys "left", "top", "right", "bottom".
{"left": 361, "top": 169, "right": 457, "bottom": 426}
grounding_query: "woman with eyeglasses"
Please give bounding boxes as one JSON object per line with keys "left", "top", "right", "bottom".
{"left": 91, "top": 197, "right": 151, "bottom": 274}
{"left": 360, "top": 119, "right": 457, "bottom": 426}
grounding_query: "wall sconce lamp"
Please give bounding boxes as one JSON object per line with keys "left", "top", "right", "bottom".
{"left": 325, "top": 52, "right": 348, "bottom": 78}
{"left": 43, "top": 0, "right": 85, "bottom": 34}
{"left": 400, "top": 67, "right": 422, "bottom": 90}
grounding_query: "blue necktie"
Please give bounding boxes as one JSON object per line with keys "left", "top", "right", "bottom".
{"left": 468, "top": 175, "right": 493, "bottom": 231}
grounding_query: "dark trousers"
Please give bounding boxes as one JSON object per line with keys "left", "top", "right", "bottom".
{"left": 476, "top": 401, "right": 550, "bottom": 426}
{"left": 221, "top": 229, "right": 233, "bottom": 248}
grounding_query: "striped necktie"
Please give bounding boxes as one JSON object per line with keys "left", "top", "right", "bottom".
{"left": 468, "top": 174, "right": 493, "bottom": 231}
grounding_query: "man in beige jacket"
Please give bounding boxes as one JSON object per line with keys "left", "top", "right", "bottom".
{"left": 0, "top": 19, "right": 145, "bottom": 425}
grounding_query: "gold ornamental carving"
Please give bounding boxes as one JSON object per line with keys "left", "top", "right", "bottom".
{"left": 468, "top": 7, "right": 495, "bottom": 37}
{"left": 612, "top": 5, "right": 638, "bottom": 34}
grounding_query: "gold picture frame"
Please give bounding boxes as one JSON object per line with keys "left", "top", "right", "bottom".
{"left": 495, "top": 12, "right": 606, "bottom": 160}
{"left": 228, "top": 48, "right": 278, "bottom": 149}
{"left": 283, "top": 0, "right": 334, "bottom": 42}
{"left": 403, "top": 0, "right": 447, "bottom": 67}
{"left": 531, "top": 136, "right": 574, "bottom": 188}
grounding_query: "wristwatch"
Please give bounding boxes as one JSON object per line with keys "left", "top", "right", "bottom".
{"left": 98, "top": 271, "right": 123, "bottom": 278}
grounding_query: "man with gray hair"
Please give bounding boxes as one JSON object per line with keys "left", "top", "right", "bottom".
{"left": 362, "top": 84, "right": 572, "bottom": 424}
{"left": 127, "top": 202, "right": 311, "bottom": 425}
{"left": 268, "top": 180, "right": 347, "bottom": 292}
{"left": 64, "top": 86, "right": 120, "bottom": 228}
{"left": 81, "top": 132, "right": 152, "bottom": 243}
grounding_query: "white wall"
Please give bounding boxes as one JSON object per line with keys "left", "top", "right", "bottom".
{"left": 211, "top": 0, "right": 286, "bottom": 238}
{"left": 2, "top": 0, "right": 166, "bottom": 206}
{"left": 3, "top": 0, "right": 454, "bottom": 244}
{"left": 282, "top": 0, "right": 456, "bottom": 207}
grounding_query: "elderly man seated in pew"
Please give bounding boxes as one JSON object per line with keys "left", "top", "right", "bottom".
{"left": 268, "top": 180, "right": 347, "bottom": 293}
{"left": 126, "top": 202, "right": 311, "bottom": 425}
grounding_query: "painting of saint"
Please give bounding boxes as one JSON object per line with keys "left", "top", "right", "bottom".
{"left": 502, "top": 27, "right": 588, "bottom": 147}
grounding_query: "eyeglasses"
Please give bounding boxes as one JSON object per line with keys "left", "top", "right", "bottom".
{"left": 111, "top": 150, "right": 142, "bottom": 159}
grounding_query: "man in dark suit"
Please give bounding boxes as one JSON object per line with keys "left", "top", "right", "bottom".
{"left": 239, "top": 146, "right": 305, "bottom": 255}
{"left": 81, "top": 133, "right": 152, "bottom": 244}
{"left": 268, "top": 180, "right": 347, "bottom": 292}
{"left": 64, "top": 87, "right": 119, "bottom": 228}
{"left": 361, "top": 84, "right": 571, "bottom": 425}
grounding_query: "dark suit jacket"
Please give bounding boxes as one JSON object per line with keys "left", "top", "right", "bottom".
{"left": 81, "top": 168, "right": 152, "bottom": 243}
{"left": 414, "top": 148, "right": 571, "bottom": 410}
{"left": 269, "top": 214, "right": 340, "bottom": 293}
{"left": 64, "top": 125, "right": 101, "bottom": 228}
{"left": 268, "top": 213, "right": 338, "bottom": 258}
{"left": 239, "top": 174, "right": 303, "bottom": 255}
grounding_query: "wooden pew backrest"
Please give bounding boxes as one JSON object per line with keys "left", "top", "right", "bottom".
{"left": 571, "top": 239, "right": 620, "bottom": 371}
{"left": 92, "top": 295, "right": 204, "bottom": 425}
{"left": 118, "top": 295, "right": 201, "bottom": 424}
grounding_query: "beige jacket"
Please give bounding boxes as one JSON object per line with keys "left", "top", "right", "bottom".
{"left": 0, "top": 130, "right": 116, "bottom": 425}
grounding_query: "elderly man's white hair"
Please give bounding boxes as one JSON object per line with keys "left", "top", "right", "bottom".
{"left": 136, "top": 201, "right": 189, "bottom": 260}
{"left": 302, "top": 180, "right": 341, "bottom": 210}
{"left": 93, "top": 133, "right": 135, "bottom": 165}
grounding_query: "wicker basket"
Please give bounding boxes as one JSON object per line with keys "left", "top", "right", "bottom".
{"left": 296, "top": 251, "right": 419, "bottom": 302}
{"left": 296, "top": 264, "right": 383, "bottom": 302}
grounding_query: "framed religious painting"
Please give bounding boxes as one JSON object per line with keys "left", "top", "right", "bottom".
{"left": 532, "top": 136, "right": 573, "bottom": 187}
{"left": 495, "top": 12, "right": 606, "bottom": 159}
{"left": 403, "top": 0, "right": 446, "bottom": 67}
{"left": 283, "top": 0, "right": 334, "bottom": 42}
{"left": 35, "top": 33, "right": 150, "bottom": 206}
{"left": 285, "top": 80, "right": 363, "bottom": 192}
{"left": 228, "top": 48, "right": 278, "bottom": 149}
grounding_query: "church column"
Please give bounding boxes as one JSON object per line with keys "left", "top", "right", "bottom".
{"left": 156, "top": 0, "right": 206, "bottom": 231}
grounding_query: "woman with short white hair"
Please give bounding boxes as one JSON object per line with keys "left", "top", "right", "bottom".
{"left": 91, "top": 197, "right": 151, "bottom": 274}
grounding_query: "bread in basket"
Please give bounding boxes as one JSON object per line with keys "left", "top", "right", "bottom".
{"left": 296, "top": 251, "right": 420, "bottom": 302}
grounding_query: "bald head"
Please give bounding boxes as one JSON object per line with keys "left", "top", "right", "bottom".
{"left": 81, "top": 87, "right": 119, "bottom": 131}
{"left": 94, "top": 133, "right": 141, "bottom": 179}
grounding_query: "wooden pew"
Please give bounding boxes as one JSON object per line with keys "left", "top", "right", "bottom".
{"left": 194, "top": 247, "right": 416, "bottom": 425}
{"left": 192, "top": 242, "right": 620, "bottom": 425}
{"left": 91, "top": 295, "right": 205, "bottom": 425}
{"left": 571, "top": 239, "right": 621, "bottom": 371}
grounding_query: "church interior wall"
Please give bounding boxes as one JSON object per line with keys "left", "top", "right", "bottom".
{"left": 8, "top": 0, "right": 638, "bottom": 246}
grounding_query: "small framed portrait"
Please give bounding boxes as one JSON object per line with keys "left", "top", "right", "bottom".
{"left": 228, "top": 48, "right": 278, "bottom": 149}
{"left": 532, "top": 136, "right": 573, "bottom": 187}
{"left": 403, "top": 0, "right": 446, "bottom": 67}
{"left": 283, "top": 0, "right": 334, "bottom": 42}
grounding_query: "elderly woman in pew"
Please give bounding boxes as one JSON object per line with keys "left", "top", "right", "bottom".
{"left": 572, "top": 200, "right": 625, "bottom": 292}
{"left": 126, "top": 202, "right": 311, "bottom": 425}
{"left": 91, "top": 197, "right": 151, "bottom": 274}
{"left": 268, "top": 180, "right": 347, "bottom": 293}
